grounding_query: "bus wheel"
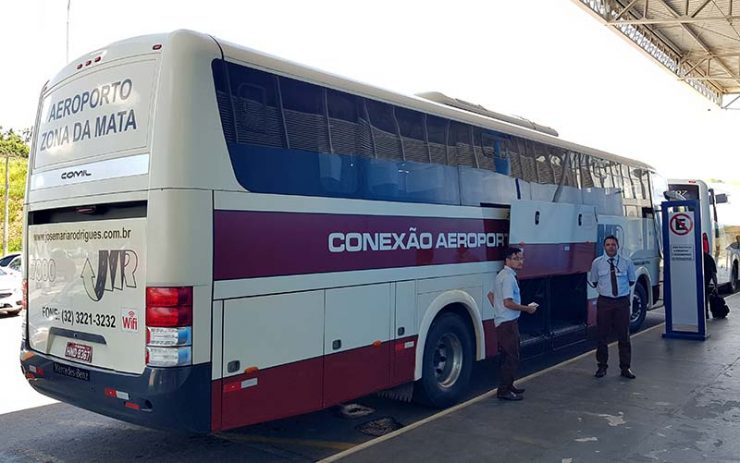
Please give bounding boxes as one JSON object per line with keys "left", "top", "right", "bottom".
{"left": 414, "top": 313, "right": 473, "bottom": 408}
{"left": 731, "top": 263, "right": 739, "bottom": 293}
{"left": 629, "top": 283, "right": 648, "bottom": 333}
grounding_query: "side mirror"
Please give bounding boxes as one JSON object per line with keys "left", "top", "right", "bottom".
{"left": 715, "top": 193, "right": 729, "bottom": 204}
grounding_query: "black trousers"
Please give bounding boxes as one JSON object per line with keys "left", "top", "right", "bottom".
{"left": 497, "top": 319, "right": 520, "bottom": 392}
{"left": 596, "top": 296, "right": 631, "bottom": 370}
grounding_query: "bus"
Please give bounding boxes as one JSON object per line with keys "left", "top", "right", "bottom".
{"left": 668, "top": 179, "right": 740, "bottom": 291}
{"left": 21, "top": 30, "right": 661, "bottom": 433}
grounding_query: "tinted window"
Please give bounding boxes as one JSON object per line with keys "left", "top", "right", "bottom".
{"left": 668, "top": 183, "right": 700, "bottom": 200}
{"left": 426, "top": 116, "right": 449, "bottom": 165}
{"left": 228, "top": 65, "right": 283, "bottom": 148}
{"left": 396, "top": 107, "right": 424, "bottom": 140}
{"left": 328, "top": 90, "right": 358, "bottom": 122}
{"left": 280, "top": 78, "right": 329, "bottom": 152}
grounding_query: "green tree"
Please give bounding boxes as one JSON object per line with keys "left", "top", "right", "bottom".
{"left": 0, "top": 127, "right": 29, "bottom": 254}
{"left": 0, "top": 127, "right": 30, "bottom": 158}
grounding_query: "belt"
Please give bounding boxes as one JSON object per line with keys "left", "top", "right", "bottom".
{"left": 598, "top": 295, "right": 629, "bottom": 301}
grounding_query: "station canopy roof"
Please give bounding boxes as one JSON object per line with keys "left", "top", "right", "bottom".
{"left": 575, "top": 0, "right": 740, "bottom": 109}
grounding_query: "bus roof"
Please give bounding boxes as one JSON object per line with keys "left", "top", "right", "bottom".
{"left": 46, "top": 33, "right": 171, "bottom": 91}
{"left": 49, "top": 29, "right": 654, "bottom": 173}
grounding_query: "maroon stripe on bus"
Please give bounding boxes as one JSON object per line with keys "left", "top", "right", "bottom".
{"left": 220, "top": 356, "right": 324, "bottom": 430}
{"left": 323, "top": 342, "right": 392, "bottom": 406}
{"left": 214, "top": 211, "right": 509, "bottom": 280}
{"left": 517, "top": 242, "right": 596, "bottom": 280}
{"left": 217, "top": 337, "right": 419, "bottom": 430}
{"left": 391, "top": 335, "right": 418, "bottom": 385}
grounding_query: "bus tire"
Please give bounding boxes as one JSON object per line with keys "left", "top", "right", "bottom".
{"left": 414, "top": 313, "right": 473, "bottom": 408}
{"left": 629, "top": 282, "right": 648, "bottom": 333}
{"left": 731, "top": 262, "right": 739, "bottom": 293}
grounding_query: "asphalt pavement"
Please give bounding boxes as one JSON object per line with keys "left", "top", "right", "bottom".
{"left": 326, "top": 293, "right": 740, "bottom": 463}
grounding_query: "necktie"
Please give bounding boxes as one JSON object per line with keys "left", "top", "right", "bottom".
{"left": 609, "top": 258, "right": 618, "bottom": 297}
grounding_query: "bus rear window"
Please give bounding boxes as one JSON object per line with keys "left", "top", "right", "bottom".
{"left": 34, "top": 59, "right": 156, "bottom": 169}
{"left": 668, "top": 184, "right": 700, "bottom": 201}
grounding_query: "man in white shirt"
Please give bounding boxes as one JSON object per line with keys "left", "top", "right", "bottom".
{"left": 488, "top": 247, "right": 539, "bottom": 401}
{"left": 589, "top": 235, "right": 637, "bottom": 379}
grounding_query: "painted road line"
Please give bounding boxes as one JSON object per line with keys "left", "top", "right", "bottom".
{"left": 215, "top": 432, "right": 354, "bottom": 451}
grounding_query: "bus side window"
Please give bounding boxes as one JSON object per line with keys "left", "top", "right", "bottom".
{"left": 533, "top": 141, "right": 554, "bottom": 184}
{"left": 502, "top": 138, "right": 522, "bottom": 179}
{"left": 327, "top": 89, "right": 360, "bottom": 157}
{"left": 481, "top": 132, "right": 510, "bottom": 175}
{"left": 366, "top": 100, "right": 403, "bottom": 161}
{"left": 621, "top": 164, "right": 635, "bottom": 199}
{"left": 279, "top": 78, "right": 328, "bottom": 154}
{"left": 580, "top": 155, "right": 595, "bottom": 188}
{"left": 396, "top": 107, "right": 428, "bottom": 164}
{"left": 228, "top": 64, "right": 282, "bottom": 148}
{"left": 590, "top": 158, "right": 605, "bottom": 189}
{"left": 516, "top": 138, "right": 537, "bottom": 183}
{"left": 550, "top": 152, "right": 563, "bottom": 184}
{"left": 426, "top": 115, "right": 449, "bottom": 166}
{"left": 450, "top": 121, "right": 476, "bottom": 168}
{"left": 236, "top": 83, "right": 267, "bottom": 133}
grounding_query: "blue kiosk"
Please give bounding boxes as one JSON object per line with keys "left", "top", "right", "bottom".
{"left": 662, "top": 200, "right": 708, "bottom": 340}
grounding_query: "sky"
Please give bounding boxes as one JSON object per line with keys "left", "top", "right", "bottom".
{"left": 2, "top": 0, "right": 739, "bottom": 182}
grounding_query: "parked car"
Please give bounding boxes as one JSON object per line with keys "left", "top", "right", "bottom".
{"left": 0, "top": 253, "right": 21, "bottom": 274}
{"left": 0, "top": 266, "right": 21, "bottom": 316}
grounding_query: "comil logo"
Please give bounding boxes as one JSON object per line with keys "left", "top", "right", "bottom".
{"left": 81, "top": 250, "right": 138, "bottom": 301}
{"left": 61, "top": 169, "right": 92, "bottom": 180}
{"left": 121, "top": 308, "right": 138, "bottom": 332}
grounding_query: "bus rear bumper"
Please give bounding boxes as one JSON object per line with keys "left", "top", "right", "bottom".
{"left": 20, "top": 347, "right": 212, "bottom": 433}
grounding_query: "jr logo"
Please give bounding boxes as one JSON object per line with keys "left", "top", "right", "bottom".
{"left": 81, "top": 250, "right": 138, "bottom": 301}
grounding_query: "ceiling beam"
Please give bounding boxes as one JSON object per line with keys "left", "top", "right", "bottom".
{"left": 608, "top": 15, "right": 740, "bottom": 25}
{"left": 651, "top": 0, "right": 740, "bottom": 87}
{"left": 680, "top": 75, "right": 740, "bottom": 81}
{"left": 690, "top": 0, "right": 712, "bottom": 18}
{"left": 614, "top": 0, "right": 641, "bottom": 20}
{"left": 684, "top": 50, "right": 740, "bottom": 59}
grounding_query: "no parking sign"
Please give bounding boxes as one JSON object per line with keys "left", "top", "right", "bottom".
{"left": 662, "top": 201, "right": 707, "bottom": 340}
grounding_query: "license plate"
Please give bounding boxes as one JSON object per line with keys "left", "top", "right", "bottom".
{"left": 65, "top": 342, "right": 93, "bottom": 363}
{"left": 53, "top": 362, "right": 90, "bottom": 381}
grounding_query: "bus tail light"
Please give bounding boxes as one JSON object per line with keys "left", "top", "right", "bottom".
{"left": 146, "top": 287, "right": 192, "bottom": 367}
{"left": 146, "top": 346, "right": 192, "bottom": 367}
{"left": 146, "top": 287, "right": 192, "bottom": 327}
{"left": 703, "top": 233, "right": 709, "bottom": 253}
{"left": 147, "top": 326, "right": 192, "bottom": 347}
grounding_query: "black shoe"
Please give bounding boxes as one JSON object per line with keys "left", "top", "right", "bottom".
{"left": 620, "top": 369, "right": 636, "bottom": 379}
{"left": 510, "top": 385, "right": 526, "bottom": 394}
{"left": 497, "top": 391, "right": 523, "bottom": 401}
{"left": 595, "top": 367, "right": 607, "bottom": 378}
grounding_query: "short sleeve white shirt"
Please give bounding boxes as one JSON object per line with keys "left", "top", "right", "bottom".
{"left": 493, "top": 265, "right": 521, "bottom": 327}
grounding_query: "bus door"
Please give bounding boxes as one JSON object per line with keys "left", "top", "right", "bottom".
{"left": 509, "top": 200, "right": 597, "bottom": 354}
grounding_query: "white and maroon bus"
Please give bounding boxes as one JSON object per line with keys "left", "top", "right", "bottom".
{"left": 21, "top": 30, "right": 661, "bottom": 432}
